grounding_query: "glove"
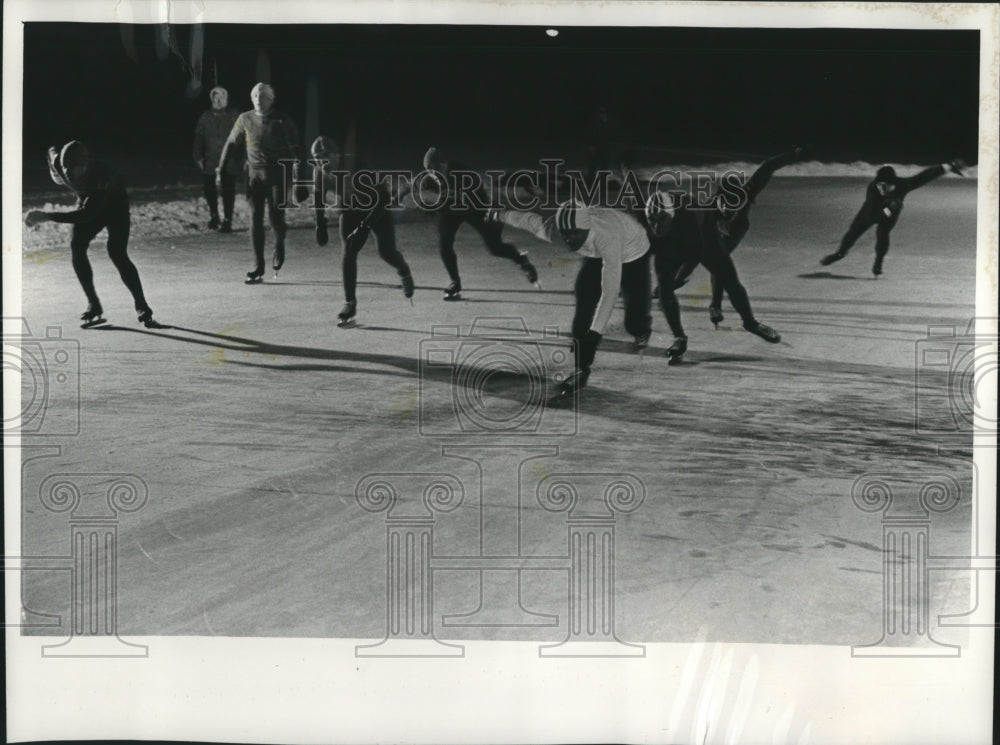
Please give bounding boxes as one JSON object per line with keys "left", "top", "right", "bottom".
{"left": 47, "top": 146, "right": 68, "bottom": 186}
{"left": 25, "top": 210, "right": 49, "bottom": 227}
{"left": 484, "top": 208, "right": 502, "bottom": 223}
{"left": 315, "top": 219, "right": 329, "bottom": 246}
{"left": 792, "top": 143, "right": 814, "bottom": 160}
{"left": 948, "top": 158, "right": 966, "bottom": 176}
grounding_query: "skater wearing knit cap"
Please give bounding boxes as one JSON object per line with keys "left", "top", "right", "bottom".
{"left": 25, "top": 141, "right": 155, "bottom": 328}
{"left": 421, "top": 147, "right": 538, "bottom": 301}
{"left": 310, "top": 135, "right": 414, "bottom": 327}
{"left": 492, "top": 199, "right": 652, "bottom": 399}
{"left": 821, "top": 158, "right": 966, "bottom": 276}
{"left": 193, "top": 86, "right": 241, "bottom": 232}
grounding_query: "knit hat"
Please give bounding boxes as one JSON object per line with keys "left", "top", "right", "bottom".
{"left": 209, "top": 86, "right": 229, "bottom": 108}
{"left": 60, "top": 140, "right": 89, "bottom": 170}
{"left": 311, "top": 135, "right": 339, "bottom": 160}
{"left": 423, "top": 147, "right": 445, "bottom": 171}
{"left": 555, "top": 200, "right": 592, "bottom": 231}
{"left": 644, "top": 191, "right": 675, "bottom": 222}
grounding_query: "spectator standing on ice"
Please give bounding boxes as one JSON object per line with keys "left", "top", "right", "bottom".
{"left": 193, "top": 86, "right": 241, "bottom": 233}
{"left": 218, "top": 82, "right": 305, "bottom": 283}
{"left": 821, "top": 158, "right": 966, "bottom": 276}
{"left": 24, "top": 141, "right": 156, "bottom": 327}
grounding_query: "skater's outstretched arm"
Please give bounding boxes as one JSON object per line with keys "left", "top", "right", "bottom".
{"left": 47, "top": 166, "right": 121, "bottom": 224}
{"left": 496, "top": 209, "right": 560, "bottom": 244}
{"left": 896, "top": 164, "right": 947, "bottom": 195}
{"left": 744, "top": 145, "right": 809, "bottom": 202}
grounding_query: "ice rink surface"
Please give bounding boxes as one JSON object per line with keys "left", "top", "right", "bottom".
{"left": 16, "top": 176, "right": 980, "bottom": 647}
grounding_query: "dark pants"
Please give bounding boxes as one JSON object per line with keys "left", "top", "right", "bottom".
{"left": 246, "top": 171, "right": 287, "bottom": 271}
{"left": 339, "top": 207, "right": 411, "bottom": 303}
{"left": 656, "top": 245, "right": 756, "bottom": 336}
{"left": 202, "top": 172, "right": 236, "bottom": 222}
{"left": 437, "top": 208, "right": 525, "bottom": 286}
{"left": 710, "top": 149, "right": 796, "bottom": 309}
{"left": 572, "top": 253, "right": 651, "bottom": 372}
{"left": 837, "top": 207, "right": 897, "bottom": 264}
{"left": 70, "top": 210, "right": 149, "bottom": 312}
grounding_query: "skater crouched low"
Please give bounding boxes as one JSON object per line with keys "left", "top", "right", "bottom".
{"left": 491, "top": 200, "right": 652, "bottom": 398}
{"left": 24, "top": 140, "right": 155, "bottom": 327}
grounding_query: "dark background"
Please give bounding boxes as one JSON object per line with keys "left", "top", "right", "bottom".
{"left": 22, "top": 23, "right": 980, "bottom": 189}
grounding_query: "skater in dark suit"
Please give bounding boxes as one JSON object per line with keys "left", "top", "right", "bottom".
{"left": 421, "top": 147, "right": 538, "bottom": 301}
{"left": 821, "top": 158, "right": 966, "bottom": 276}
{"left": 639, "top": 147, "right": 809, "bottom": 359}
{"left": 24, "top": 141, "right": 155, "bottom": 327}
{"left": 310, "top": 135, "right": 414, "bottom": 326}
{"left": 218, "top": 82, "right": 305, "bottom": 283}
{"left": 193, "top": 86, "right": 241, "bottom": 232}
{"left": 642, "top": 188, "right": 782, "bottom": 363}
{"left": 706, "top": 145, "right": 809, "bottom": 324}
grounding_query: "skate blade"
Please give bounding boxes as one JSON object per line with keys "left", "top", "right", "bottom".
{"left": 443, "top": 295, "right": 463, "bottom": 302}
{"left": 666, "top": 353, "right": 684, "bottom": 365}
{"left": 532, "top": 282, "right": 542, "bottom": 290}
{"left": 546, "top": 390, "right": 576, "bottom": 407}
{"left": 141, "top": 319, "right": 165, "bottom": 329}
{"left": 80, "top": 317, "right": 107, "bottom": 329}
{"left": 245, "top": 276, "right": 264, "bottom": 285}
{"left": 337, "top": 318, "right": 357, "bottom": 328}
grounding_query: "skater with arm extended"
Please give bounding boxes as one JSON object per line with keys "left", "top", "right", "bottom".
{"left": 310, "top": 135, "right": 414, "bottom": 327}
{"left": 494, "top": 200, "right": 651, "bottom": 397}
{"left": 642, "top": 188, "right": 781, "bottom": 363}
{"left": 193, "top": 86, "right": 241, "bottom": 232}
{"left": 24, "top": 141, "right": 155, "bottom": 327}
{"left": 821, "top": 158, "right": 966, "bottom": 276}
{"left": 708, "top": 145, "right": 810, "bottom": 324}
{"left": 421, "top": 147, "right": 538, "bottom": 301}
{"left": 218, "top": 82, "right": 305, "bottom": 283}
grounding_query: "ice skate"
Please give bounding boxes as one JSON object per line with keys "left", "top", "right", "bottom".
{"left": 80, "top": 302, "right": 106, "bottom": 329}
{"left": 548, "top": 369, "right": 589, "bottom": 405}
{"left": 219, "top": 220, "right": 232, "bottom": 234}
{"left": 208, "top": 215, "right": 220, "bottom": 231}
{"left": 632, "top": 330, "right": 651, "bottom": 353}
{"left": 665, "top": 336, "right": 687, "bottom": 364}
{"left": 872, "top": 257, "right": 884, "bottom": 277}
{"left": 744, "top": 321, "right": 781, "bottom": 343}
{"left": 272, "top": 243, "right": 285, "bottom": 277}
{"left": 709, "top": 306, "right": 724, "bottom": 328}
{"left": 337, "top": 301, "right": 357, "bottom": 328}
{"left": 519, "top": 256, "right": 540, "bottom": 288}
{"left": 443, "top": 281, "right": 462, "bottom": 302}
{"left": 400, "top": 272, "right": 415, "bottom": 301}
{"left": 137, "top": 307, "right": 159, "bottom": 328}
{"left": 245, "top": 266, "right": 265, "bottom": 284}
{"left": 820, "top": 250, "right": 846, "bottom": 267}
